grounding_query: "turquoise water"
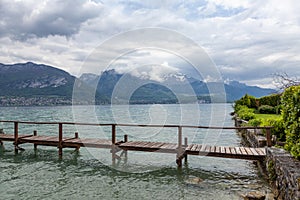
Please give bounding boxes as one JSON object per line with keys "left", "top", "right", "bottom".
{"left": 0, "top": 104, "right": 271, "bottom": 199}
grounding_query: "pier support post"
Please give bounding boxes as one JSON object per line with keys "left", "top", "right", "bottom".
{"left": 58, "top": 123, "right": 63, "bottom": 158}
{"left": 74, "top": 132, "right": 80, "bottom": 151}
{"left": 33, "top": 130, "right": 37, "bottom": 150}
{"left": 111, "top": 124, "right": 116, "bottom": 165}
{"left": 14, "top": 122, "right": 19, "bottom": 154}
{"left": 124, "top": 134, "right": 128, "bottom": 162}
{"left": 176, "top": 126, "right": 183, "bottom": 167}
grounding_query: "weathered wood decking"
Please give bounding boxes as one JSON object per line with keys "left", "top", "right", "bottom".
{"left": 0, "top": 120, "right": 272, "bottom": 166}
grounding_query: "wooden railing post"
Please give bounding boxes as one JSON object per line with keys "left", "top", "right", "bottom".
{"left": 58, "top": 123, "right": 63, "bottom": 157}
{"left": 14, "top": 122, "right": 19, "bottom": 153}
{"left": 266, "top": 127, "right": 272, "bottom": 147}
{"left": 33, "top": 130, "right": 37, "bottom": 150}
{"left": 112, "top": 124, "right": 116, "bottom": 145}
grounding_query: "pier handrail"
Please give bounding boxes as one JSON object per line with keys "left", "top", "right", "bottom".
{"left": 0, "top": 120, "right": 272, "bottom": 129}
{"left": 0, "top": 120, "right": 273, "bottom": 155}
{"left": 0, "top": 120, "right": 272, "bottom": 165}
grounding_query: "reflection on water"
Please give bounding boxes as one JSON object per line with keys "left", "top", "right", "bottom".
{"left": 0, "top": 104, "right": 272, "bottom": 199}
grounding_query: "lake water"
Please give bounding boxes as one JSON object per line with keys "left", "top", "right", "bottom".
{"left": 0, "top": 104, "right": 271, "bottom": 199}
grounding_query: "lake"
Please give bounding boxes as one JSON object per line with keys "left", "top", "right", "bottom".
{"left": 0, "top": 104, "right": 271, "bottom": 199}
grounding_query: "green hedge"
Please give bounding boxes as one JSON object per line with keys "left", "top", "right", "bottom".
{"left": 236, "top": 105, "right": 256, "bottom": 121}
{"left": 258, "top": 94, "right": 281, "bottom": 107}
{"left": 258, "top": 105, "right": 276, "bottom": 114}
{"left": 281, "top": 85, "right": 300, "bottom": 159}
{"left": 234, "top": 94, "right": 257, "bottom": 110}
{"left": 248, "top": 118, "right": 285, "bottom": 142}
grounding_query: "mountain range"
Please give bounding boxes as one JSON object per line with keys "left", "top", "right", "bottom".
{"left": 0, "top": 62, "right": 276, "bottom": 105}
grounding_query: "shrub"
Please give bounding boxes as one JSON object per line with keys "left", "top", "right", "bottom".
{"left": 236, "top": 105, "right": 255, "bottom": 121}
{"left": 234, "top": 94, "right": 257, "bottom": 110}
{"left": 281, "top": 85, "right": 300, "bottom": 159}
{"left": 249, "top": 117, "right": 285, "bottom": 142}
{"left": 258, "top": 94, "right": 281, "bottom": 107}
{"left": 248, "top": 118, "right": 262, "bottom": 127}
{"left": 264, "top": 118, "right": 285, "bottom": 142}
{"left": 258, "top": 105, "right": 276, "bottom": 114}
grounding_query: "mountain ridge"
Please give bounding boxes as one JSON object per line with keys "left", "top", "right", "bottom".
{"left": 80, "top": 69, "right": 276, "bottom": 103}
{"left": 0, "top": 62, "right": 276, "bottom": 105}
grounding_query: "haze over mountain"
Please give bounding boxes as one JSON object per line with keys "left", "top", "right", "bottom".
{"left": 0, "top": 62, "right": 276, "bottom": 106}
{"left": 79, "top": 69, "right": 275, "bottom": 104}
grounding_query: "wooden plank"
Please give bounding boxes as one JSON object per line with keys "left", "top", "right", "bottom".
{"left": 200, "top": 145, "right": 206, "bottom": 152}
{"left": 235, "top": 147, "right": 242, "bottom": 155}
{"left": 210, "top": 146, "right": 216, "bottom": 153}
{"left": 142, "top": 142, "right": 154, "bottom": 148}
{"left": 191, "top": 144, "right": 198, "bottom": 151}
{"left": 196, "top": 144, "right": 202, "bottom": 152}
{"left": 255, "top": 148, "right": 266, "bottom": 155}
{"left": 133, "top": 141, "right": 144, "bottom": 147}
{"left": 170, "top": 143, "right": 179, "bottom": 150}
{"left": 160, "top": 143, "right": 172, "bottom": 149}
{"left": 205, "top": 145, "right": 211, "bottom": 153}
{"left": 152, "top": 142, "right": 165, "bottom": 148}
{"left": 224, "top": 147, "right": 231, "bottom": 154}
{"left": 186, "top": 144, "right": 193, "bottom": 151}
{"left": 221, "top": 146, "right": 226, "bottom": 154}
{"left": 134, "top": 141, "right": 144, "bottom": 147}
{"left": 229, "top": 147, "right": 236, "bottom": 155}
{"left": 244, "top": 147, "right": 254, "bottom": 155}
{"left": 239, "top": 147, "right": 248, "bottom": 155}
{"left": 215, "top": 146, "right": 221, "bottom": 153}
{"left": 161, "top": 143, "right": 176, "bottom": 149}
{"left": 249, "top": 148, "right": 259, "bottom": 156}
{"left": 148, "top": 142, "right": 162, "bottom": 148}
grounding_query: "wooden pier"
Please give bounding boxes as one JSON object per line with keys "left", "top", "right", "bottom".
{"left": 0, "top": 120, "right": 272, "bottom": 167}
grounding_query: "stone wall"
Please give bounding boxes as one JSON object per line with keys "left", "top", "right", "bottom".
{"left": 240, "top": 129, "right": 267, "bottom": 148}
{"left": 234, "top": 117, "right": 300, "bottom": 199}
{"left": 266, "top": 148, "right": 300, "bottom": 200}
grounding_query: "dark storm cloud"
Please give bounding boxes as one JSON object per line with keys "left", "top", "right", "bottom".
{"left": 0, "top": 0, "right": 103, "bottom": 40}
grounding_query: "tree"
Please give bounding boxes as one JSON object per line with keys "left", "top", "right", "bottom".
{"left": 281, "top": 85, "right": 300, "bottom": 159}
{"left": 273, "top": 72, "right": 300, "bottom": 91}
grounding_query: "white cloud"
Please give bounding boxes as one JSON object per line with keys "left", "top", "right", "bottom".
{"left": 0, "top": 0, "right": 300, "bottom": 87}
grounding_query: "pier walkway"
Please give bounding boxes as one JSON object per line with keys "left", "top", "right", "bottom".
{"left": 0, "top": 120, "right": 272, "bottom": 166}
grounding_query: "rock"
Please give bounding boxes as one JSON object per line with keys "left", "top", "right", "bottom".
{"left": 185, "top": 177, "right": 203, "bottom": 185}
{"left": 241, "top": 191, "right": 265, "bottom": 200}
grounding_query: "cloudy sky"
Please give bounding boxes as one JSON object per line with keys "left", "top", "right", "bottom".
{"left": 0, "top": 0, "right": 300, "bottom": 88}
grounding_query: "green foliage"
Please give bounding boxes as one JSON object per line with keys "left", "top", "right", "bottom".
{"left": 248, "top": 118, "right": 262, "bottom": 127}
{"left": 258, "top": 94, "right": 281, "bottom": 107}
{"left": 264, "top": 118, "right": 285, "bottom": 142}
{"left": 281, "top": 85, "right": 300, "bottom": 159}
{"left": 236, "top": 105, "right": 256, "bottom": 121}
{"left": 248, "top": 117, "right": 285, "bottom": 141}
{"left": 234, "top": 94, "right": 257, "bottom": 111}
{"left": 258, "top": 105, "right": 276, "bottom": 114}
